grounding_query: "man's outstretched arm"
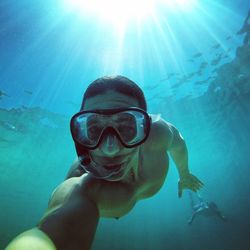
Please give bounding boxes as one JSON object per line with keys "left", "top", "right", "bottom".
{"left": 5, "top": 176, "right": 99, "bottom": 250}
{"left": 5, "top": 228, "right": 56, "bottom": 250}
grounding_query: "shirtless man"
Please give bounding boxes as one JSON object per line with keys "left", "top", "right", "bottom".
{"left": 6, "top": 76, "right": 203, "bottom": 250}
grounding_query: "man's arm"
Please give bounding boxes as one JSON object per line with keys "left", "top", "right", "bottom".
{"left": 155, "top": 119, "right": 204, "bottom": 197}
{"left": 167, "top": 124, "right": 190, "bottom": 178}
{"left": 5, "top": 228, "right": 56, "bottom": 250}
{"left": 5, "top": 176, "right": 99, "bottom": 250}
{"left": 153, "top": 119, "right": 190, "bottom": 177}
{"left": 168, "top": 123, "right": 203, "bottom": 197}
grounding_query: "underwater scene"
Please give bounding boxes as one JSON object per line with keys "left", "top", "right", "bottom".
{"left": 0, "top": 0, "right": 250, "bottom": 249}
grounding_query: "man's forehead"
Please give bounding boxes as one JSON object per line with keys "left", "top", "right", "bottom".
{"left": 84, "top": 91, "right": 139, "bottom": 109}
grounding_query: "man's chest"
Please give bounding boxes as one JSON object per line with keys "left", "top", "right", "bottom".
{"left": 94, "top": 180, "right": 137, "bottom": 218}
{"left": 135, "top": 147, "right": 169, "bottom": 199}
{"left": 94, "top": 148, "right": 169, "bottom": 217}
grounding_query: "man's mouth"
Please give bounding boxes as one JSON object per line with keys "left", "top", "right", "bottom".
{"left": 103, "top": 163, "right": 123, "bottom": 170}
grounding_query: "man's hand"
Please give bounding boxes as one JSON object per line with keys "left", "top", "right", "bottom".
{"left": 178, "top": 173, "right": 204, "bottom": 198}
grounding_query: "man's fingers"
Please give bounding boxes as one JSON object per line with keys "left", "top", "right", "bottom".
{"left": 192, "top": 183, "right": 202, "bottom": 192}
{"left": 196, "top": 181, "right": 204, "bottom": 190}
{"left": 179, "top": 175, "right": 204, "bottom": 196}
{"left": 193, "top": 182, "right": 203, "bottom": 189}
{"left": 191, "top": 176, "right": 204, "bottom": 189}
{"left": 187, "top": 180, "right": 201, "bottom": 189}
{"left": 197, "top": 179, "right": 204, "bottom": 186}
{"left": 192, "top": 176, "right": 204, "bottom": 186}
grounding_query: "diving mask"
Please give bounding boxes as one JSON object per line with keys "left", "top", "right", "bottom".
{"left": 70, "top": 107, "right": 151, "bottom": 180}
{"left": 70, "top": 107, "right": 151, "bottom": 150}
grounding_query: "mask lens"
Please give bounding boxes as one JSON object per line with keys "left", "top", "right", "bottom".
{"left": 72, "top": 113, "right": 104, "bottom": 148}
{"left": 116, "top": 111, "right": 146, "bottom": 146}
{"left": 116, "top": 113, "right": 137, "bottom": 141}
{"left": 86, "top": 114, "right": 104, "bottom": 141}
{"left": 71, "top": 108, "right": 150, "bottom": 149}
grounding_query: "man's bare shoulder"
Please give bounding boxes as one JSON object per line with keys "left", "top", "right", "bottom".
{"left": 39, "top": 175, "right": 100, "bottom": 223}
{"left": 48, "top": 175, "right": 99, "bottom": 209}
{"left": 48, "top": 177, "right": 82, "bottom": 208}
{"left": 146, "top": 114, "right": 174, "bottom": 151}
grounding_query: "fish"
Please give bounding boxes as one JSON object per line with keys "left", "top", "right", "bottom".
{"left": 211, "top": 43, "right": 221, "bottom": 49}
{"left": 160, "top": 73, "right": 179, "bottom": 82}
{"left": 192, "top": 52, "right": 203, "bottom": 58}
{"left": 0, "top": 136, "right": 10, "bottom": 143}
{"left": 199, "top": 62, "right": 208, "bottom": 70}
{"left": 196, "top": 70, "right": 203, "bottom": 76}
{"left": 24, "top": 90, "right": 33, "bottom": 95}
{"left": 0, "top": 120, "right": 17, "bottom": 131}
{"left": 194, "top": 76, "right": 213, "bottom": 85}
{"left": 211, "top": 54, "right": 223, "bottom": 66}
{"left": 187, "top": 72, "right": 196, "bottom": 79}
{"left": 0, "top": 90, "right": 9, "bottom": 98}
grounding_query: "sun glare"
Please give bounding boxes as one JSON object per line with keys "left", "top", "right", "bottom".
{"left": 162, "top": 0, "right": 197, "bottom": 11}
{"left": 63, "top": 0, "right": 155, "bottom": 23}
{"left": 59, "top": 0, "right": 199, "bottom": 80}
{"left": 63, "top": 0, "right": 197, "bottom": 24}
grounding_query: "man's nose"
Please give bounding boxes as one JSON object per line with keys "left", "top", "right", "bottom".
{"left": 99, "top": 133, "right": 121, "bottom": 156}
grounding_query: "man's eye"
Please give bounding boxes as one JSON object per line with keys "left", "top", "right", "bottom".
{"left": 118, "top": 126, "right": 136, "bottom": 138}
{"left": 88, "top": 126, "right": 102, "bottom": 138}
{"left": 89, "top": 127, "right": 96, "bottom": 133}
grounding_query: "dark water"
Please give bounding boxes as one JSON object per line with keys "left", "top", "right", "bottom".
{"left": 0, "top": 1, "right": 250, "bottom": 249}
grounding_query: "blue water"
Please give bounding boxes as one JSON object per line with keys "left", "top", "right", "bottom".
{"left": 0, "top": 0, "right": 250, "bottom": 249}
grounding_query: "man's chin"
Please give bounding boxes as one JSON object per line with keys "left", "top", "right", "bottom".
{"left": 105, "top": 171, "right": 126, "bottom": 182}
{"left": 89, "top": 152, "right": 136, "bottom": 181}
{"left": 104, "top": 164, "right": 128, "bottom": 182}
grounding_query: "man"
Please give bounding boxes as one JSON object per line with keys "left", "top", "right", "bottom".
{"left": 6, "top": 76, "right": 203, "bottom": 250}
{"left": 188, "top": 192, "right": 227, "bottom": 225}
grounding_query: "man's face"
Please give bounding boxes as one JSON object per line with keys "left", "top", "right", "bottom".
{"left": 83, "top": 90, "right": 140, "bottom": 179}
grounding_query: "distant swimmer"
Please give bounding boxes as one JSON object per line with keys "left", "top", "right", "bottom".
{"left": 188, "top": 192, "right": 227, "bottom": 225}
{"left": 6, "top": 75, "right": 204, "bottom": 250}
{"left": 237, "top": 10, "right": 250, "bottom": 46}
